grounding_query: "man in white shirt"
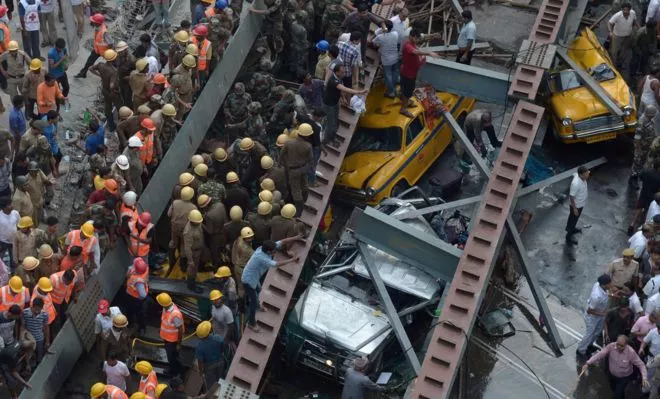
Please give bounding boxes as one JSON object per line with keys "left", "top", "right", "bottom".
{"left": 577, "top": 275, "right": 613, "bottom": 357}
{"left": 0, "top": 198, "right": 19, "bottom": 271}
{"left": 372, "top": 20, "right": 399, "bottom": 98}
{"left": 630, "top": 224, "right": 654, "bottom": 259}
{"left": 103, "top": 351, "right": 130, "bottom": 391}
{"left": 646, "top": 193, "right": 660, "bottom": 223}
{"left": 566, "top": 166, "right": 590, "bottom": 245}
{"left": 608, "top": 3, "right": 638, "bottom": 71}
{"left": 456, "top": 10, "right": 477, "bottom": 65}
{"left": 390, "top": 6, "right": 410, "bottom": 52}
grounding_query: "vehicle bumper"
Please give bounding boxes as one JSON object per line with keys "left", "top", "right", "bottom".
{"left": 332, "top": 186, "right": 371, "bottom": 206}
{"left": 559, "top": 121, "right": 637, "bottom": 144}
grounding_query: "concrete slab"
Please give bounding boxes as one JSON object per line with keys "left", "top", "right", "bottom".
{"left": 470, "top": 2, "right": 539, "bottom": 52}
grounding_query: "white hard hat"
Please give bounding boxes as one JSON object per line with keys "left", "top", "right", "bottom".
{"left": 115, "top": 154, "right": 130, "bottom": 170}
{"left": 122, "top": 191, "right": 137, "bottom": 206}
{"left": 128, "top": 135, "right": 143, "bottom": 148}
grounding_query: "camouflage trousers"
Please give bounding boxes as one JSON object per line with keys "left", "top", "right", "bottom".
{"left": 633, "top": 138, "right": 653, "bottom": 176}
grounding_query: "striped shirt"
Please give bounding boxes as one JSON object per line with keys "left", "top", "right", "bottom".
{"left": 22, "top": 308, "right": 47, "bottom": 341}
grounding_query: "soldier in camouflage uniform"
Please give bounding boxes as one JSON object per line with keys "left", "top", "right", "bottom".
{"left": 228, "top": 138, "right": 269, "bottom": 193}
{"left": 249, "top": 0, "right": 285, "bottom": 53}
{"left": 224, "top": 83, "right": 252, "bottom": 141}
{"left": 264, "top": 85, "right": 286, "bottom": 116}
{"left": 323, "top": 0, "right": 348, "bottom": 44}
{"left": 247, "top": 68, "right": 276, "bottom": 114}
{"left": 288, "top": 11, "right": 310, "bottom": 80}
{"left": 302, "top": 0, "right": 315, "bottom": 32}
{"left": 208, "top": 17, "right": 232, "bottom": 67}
{"left": 269, "top": 90, "right": 297, "bottom": 137}
{"left": 227, "top": 102, "right": 267, "bottom": 146}
{"left": 196, "top": 165, "right": 227, "bottom": 202}
{"left": 632, "top": 106, "right": 657, "bottom": 182}
{"left": 169, "top": 32, "right": 189, "bottom": 76}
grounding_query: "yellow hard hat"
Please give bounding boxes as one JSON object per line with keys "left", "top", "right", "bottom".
{"left": 276, "top": 133, "right": 289, "bottom": 147}
{"left": 137, "top": 104, "right": 152, "bottom": 115}
{"left": 134, "top": 360, "right": 153, "bottom": 375}
{"left": 130, "top": 393, "right": 147, "bottom": 399}
{"left": 179, "top": 172, "right": 195, "bottom": 186}
{"left": 197, "top": 194, "right": 211, "bottom": 208}
{"left": 8, "top": 276, "right": 23, "bottom": 293}
{"left": 22, "top": 256, "right": 39, "bottom": 271}
{"left": 186, "top": 43, "right": 199, "bottom": 56}
{"left": 103, "top": 49, "right": 117, "bottom": 61}
{"left": 136, "top": 58, "right": 149, "bottom": 71}
{"left": 174, "top": 30, "right": 190, "bottom": 43}
{"left": 162, "top": 103, "right": 176, "bottom": 117}
{"left": 81, "top": 221, "right": 95, "bottom": 238}
{"left": 29, "top": 58, "right": 42, "bottom": 71}
{"left": 241, "top": 226, "right": 254, "bottom": 239}
{"left": 118, "top": 106, "right": 134, "bottom": 119}
{"left": 37, "top": 277, "right": 53, "bottom": 292}
{"left": 281, "top": 203, "right": 296, "bottom": 219}
{"left": 215, "top": 266, "right": 232, "bottom": 278}
{"left": 112, "top": 314, "right": 128, "bottom": 328}
{"left": 39, "top": 244, "right": 54, "bottom": 259}
{"left": 261, "top": 155, "right": 274, "bottom": 170}
{"left": 157, "top": 292, "right": 172, "bottom": 307}
{"left": 214, "top": 147, "right": 227, "bottom": 161}
{"left": 196, "top": 320, "right": 212, "bottom": 338}
{"left": 229, "top": 206, "right": 243, "bottom": 221}
{"left": 259, "top": 190, "right": 273, "bottom": 203}
{"left": 260, "top": 178, "right": 275, "bottom": 191}
{"left": 182, "top": 54, "right": 196, "bottom": 68}
{"left": 191, "top": 154, "right": 204, "bottom": 168}
{"left": 257, "top": 201, "right": 272, "bottom": 215}
{"left": 180, "top": 186, "right": 195, "bottom": 201}
{"left": 17, "top": 216, "right": 33, "bottom": 229}
{"left": 298, "top": 123, "right": 313, "bottom": 136}
{"left": 194, "top": 163, "right": 208, "bottom": 177}
{"left": 189, "top": 209, "right": 203, "bottom": 223}
{"left": 239, "top": 137, "right": 255, "bottom": 151}
{"left": 156, "top": 384, "right": 169, "bottom": 398}
{"left": 7, "top": 40, "right": 19, "bottom": 51}
{"left": 90, "top": 382, "right": 107, "bottom": 398}
{"left": 209, "top": 289, "right": 223, "bottom": 301}
{"left": 226, "top": 171, "right": 239, "bottom": 183}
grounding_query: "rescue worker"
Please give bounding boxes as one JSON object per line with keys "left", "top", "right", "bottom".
{"left": 151, "top": 103, "right": 179, "bottom": 153}
{"left": 89, "top": 382, "right": 129, "bottom": 399}
{"left": 232, "top": 227, "right": 254, "bottom": 293}
{"left": 89, "top": 49, "right": 123, "bottom": 132}
{"left": 224, "top": 82, "right": 251, "bottom": 127}
{"left": 64, "top": 221, "right": 101, "bottom": 276}
{"left": 59, "top": 245, "right": 84, "bottom": 272}
{"left": 127, "top": 213, "right": 153, "bottom": 263}
{"left": 168, "top": 187, "right": 197, "bottom": 271}
{"left": 95, "top": 299, "right": 122, "bottom": 364}
{"left": 119, "top": 191, "right": 138, "bottom": 231}
{"left": 26, "top": 160, "right": 51, "bottom": 225}
{"left": 281, "top": 123, "right": 313, "bottom": 214}
{"left": 183, "top": 209, "right": 205, "bottom": 293}
{"left": 208, "top": 266, "right": 238, "bottom": 321}
{"left": 12, "top": 176, "right": 33, "bottom": 218}
{"left": 16, "top": 256, "right": 39, "bottom": 292}
{"left": 115, "top": 41, "right": 136, "bottom": 108}
{"left": 229, "top": 137, "right": 267, "bottom": 193}
{"left": 12, "top": 216, "right": 44, "bottom": 268}
{"left": 224, "top": 206, "right": 250, "bottom": 250}
{"left": 173, "top": 171, "right": 197, "bottom": 200}
{"left": 0, "top": 41, "right": 29, "bottom": 101}
{"left": 224, "top": 171, "right": 250, "bottom": 216}
{"left": 271, "top": 203, "right": 300, "bottom": 242}
{"left": 195, "top": 163, "right": 225, "bottom": 202}
{"left": 169, "top": 30, "right": 189, "bottom": 74}
{"left": 0, "top": 275, "right": 30, "bottom": 311}
{"left": 194, "top": 320, "right": 225, "bottom": 389}
{"left": 248, "top": 201, "right": 272, "bottom": 248}
{"left": 111, "top": 155, "right": 131, "bottom": 193}
{"left": 0, "top": 6, "right": 11, "bottom": 55}
{"left": 170, "top": 54, "right": 197, "bottom": 120}
{"left": 38, "top": 243, "right": 59, "bottom": 277}
{"left": 157, "top": 292, "right": 185, "bottom": 378}
{"left": 75, "top": 14, "right": 113, "bottom": 79}
{"left": 49, "top": 269, "right": 76, "bottom": 331}
{"left": 631, "top": 106, "right": 658, "bottom": 188}
{"left": 129, "top": 58, "right": 151, "bottom": 110}
{"left": 148, "top": 73, "right": 167, "bottom": 99}
{"left": 135, "top": 360, "right": 158, "bottom": 398}
{"left": 117, "top": 106, "right": 138, "bottom": 149}
{"left": 208, "top": 13, "right": 232, "bottom": 66}
{"left": 249, "top": 0, "right": 284, "bottom": 53}
{"left": 123, "top": 135, "right": 145, "bottom": 194}
{"left": 135, "top": 118, "right": 159, "bottom": 175}
{"left": 31, "top": 276, "right": 56, "bottom": 327}
{"left": 260, "top": 155, "right": 288, "bottom": 201}
{"left": 21, "top": 58, "right": 44, "bottom": 120}
{"left": 191, "top": 24, "right": 212, "bottom": 87}
{"left": 212, "top": 147, "right": 234, "bottom": 182}
{"left": 106, "top": 314, "right": 131, "bottom": 361}
{"left": 198, "top": 194, "right": 226, "bottom": 266}
{"left": 125, "top": 257, "right": 148, "bottom": 333}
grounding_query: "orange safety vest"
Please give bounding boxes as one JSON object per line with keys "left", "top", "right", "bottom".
{"left": 204, "top": 6, "right": 215, "bottom": 18}
{"left": 139, "top": 371, "right": 158, "bottom": 397}
{"left": 126, "top": 268, "right": 149, "bottom": 298}
{"left": 31, "top": 289, "right": 56, "bottom": 325}
{"left": 160, "top": 304, "right": 183, "bottom": 342}
{"left": 136, "top": 131, "right": 154, "bottom": 164}
{"left": 120, "top": 203, "right": 138, "bottom": 223}
{"left": 0, "top": 286, "right": 29, "bottom": 312}
{"left": 59, "top": 255, "right": 83, "bottom": 272}
{"left": 128, "top": 219, "right": 153, "bottom": 257}
{"left": 50, "top": 270, "right": 76, "bottom": 305}
{"left": 93, "top": 24, "right": 109, "bottom": 55}
{"left": 106, "top": 385, "right": 129, "bottom": 399}
{"left": 0, "top": 22, "right": 10, "bottom": 54}
{"left": 66, "top": 229, "right": 97, "bottom": 265}
{"left": 191, "top": 37, "right": 211, "bottom": 71}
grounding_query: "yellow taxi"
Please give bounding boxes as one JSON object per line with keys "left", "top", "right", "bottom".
{"left": 334, "top": 85, "right": 475, "bottom": 205}
{"left": 546, "top": 28, "right": 637, "bottom": 144}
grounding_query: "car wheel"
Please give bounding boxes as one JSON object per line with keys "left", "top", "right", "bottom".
{"left": 391, "top": 180, "right": 410, "bottom": 198}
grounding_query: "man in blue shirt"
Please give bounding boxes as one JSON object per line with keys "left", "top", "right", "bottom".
{"left": 8, "top": 95, "right": 26, "bottom": 148}
{"left": 47, "top": 38, "right": 69, "bottom": 97}
{"left": 41, "top": 110, "right": 62, "bottom": 170}
{"left": 194, "top": 320, "right": 224, "bottom": 388}
{"left": 241, "top": 237, "right": 301, "bottom": 331}
{"left": 84, "top": 120, "right": 105, "bottom": 155}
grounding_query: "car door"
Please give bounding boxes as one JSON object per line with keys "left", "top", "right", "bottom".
{"left": 403, "top": 114, "right": 433, "bottom": 184}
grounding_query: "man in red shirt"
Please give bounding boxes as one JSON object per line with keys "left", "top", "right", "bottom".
{"left": 399, "top": 29, "right": 439, "bottom": 118}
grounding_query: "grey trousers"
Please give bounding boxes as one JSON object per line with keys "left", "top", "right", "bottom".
{"left": 39, "top": 12, "right": 57, "bottom": 45}
{"left": 577, "top": 314, "right": 604, "bottom": 354}
{"left": 610, "top": 34, "right": 632, "bottom": 71}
